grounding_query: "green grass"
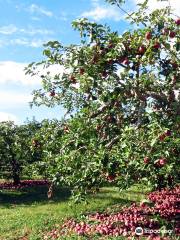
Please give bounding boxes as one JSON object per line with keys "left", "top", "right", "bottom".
{"left": 0, "top": 184, "right": 150, "bottom": 240}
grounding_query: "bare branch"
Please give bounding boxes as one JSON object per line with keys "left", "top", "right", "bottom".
{"left": 105, "top": 136, "right": 119, "bottom": 149}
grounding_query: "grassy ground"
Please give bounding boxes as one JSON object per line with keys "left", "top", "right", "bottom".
{"left": 0, "top": 184, "right": 150, "bottom": 240}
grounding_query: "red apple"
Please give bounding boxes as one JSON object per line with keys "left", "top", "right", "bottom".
{"left": 159, "top": 133, "right": 166, "bottom": 141}
{"left": 108, "top": 43, "right": 114, "bottom": 49}
{"left": 101, "top": 71, "right": 108, "bottom": 78}
{"left": 175, "top": 18, "right": 180, "bottom": 25}
{"left": 172, "top": 62, "right": 178, "bottom": 69}
{"left": 64, "top": 125, "right": 69, "bottom": 133}
{"left": 107, "top": 175, "right": 115, "bottom": 182}
{"left": 169, "top": 31, "right": 176, "bottom": 38}
{"left": 145, "top": 31, "right": 152, "bottom": 40}
{"left": 106, "top": 115, "right": 113, "bottom": 122}
{"left": 144, "top": 157, "right": 150, "bottom": 164}
{"left": 154, "top": 42, "right": 161, "bottom": 49}
{"left": 123, "top": 58, "right": 129, "bottom": 65}
{"left": 140, "top": 202, "right": 146, "bottom": 208}
{"left": 108, "top": 60, "right": 113, "bottom": 64}
{"left": 138, "top": 45, "right": 146, "bottom": 54}
{"left": 49, "top": 90, "right": 55, "bottom": 97}
{"left": 79, "top": 68, "right": 85, "bottom": 75}
{"left": 96, "top": 125, "right": 101, "bottom": 131}
{"left": 165, "top": 130, "right": 171, "bottom": 136}
{"left": 162, "top": 28, "right": 169, "bottom": 35}
{"left": 159, "top": 158, "right": 166, "bottom": 166}
{"left": 70, "top": 75, "right": 77, "bottom": 83}
{"left": 118, "top": 56, "right": 125, "bottom": 63}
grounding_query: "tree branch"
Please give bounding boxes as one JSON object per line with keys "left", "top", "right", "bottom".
{"left": 105, "top": 136, "right": 119, "bottom": 149}
{"left": 147, "top": 92, "right": 168, "bottom": 103}
{"left": 90, "top": 104, "right": 110, "bottom": 118}
{"left": 115, "top": 0, "right": 147, "bottom": 27}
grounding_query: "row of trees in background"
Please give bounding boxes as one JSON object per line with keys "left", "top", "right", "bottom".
{"left": 0, "top": 119, "right": 62, "bottom": 184}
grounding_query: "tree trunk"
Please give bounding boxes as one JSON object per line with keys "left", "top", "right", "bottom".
{"left": 13, "top": 172, "right": 20, "bottom": 185}
{"left": 11, "top": 159, "right": 20, "bottom": 185}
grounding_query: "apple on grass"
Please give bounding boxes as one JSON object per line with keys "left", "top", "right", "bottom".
{"left": 144, "top": 157, "right": 150, "bottom": 164}
{"left": 55, "top": 186, "right": 179, "bottom": 238}
{"left": 158, "top": 158, "right": 166, "bottom": 166}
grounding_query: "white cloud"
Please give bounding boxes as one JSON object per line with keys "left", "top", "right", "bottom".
{"left": 0, "top": 25, "right": 53, "bottom": 48}
{"left": 0, "top": 112, "right": 19, "bottom": 123}
{"left": 84, "top": 0, "right": 180, "bottom": 22}
{"left": 0, "top": 24, "right": 17, "bottom": 35}
{"left": 134, "top": 0, "right": 180, "bottom": 15}
{"left": 81, "top": 5, "right": 122, "bottom": 21}
{"left": 10, "top": 38, "right": 46, "bottom": 48}
{"left": 0, "top": 61, "right": 65, "bottom": 86}
{"left": 0, "top": 24, "right": 53, "bottom": 36}
{"left": 28, "top": 4, "right": 53, "bottom": 17}
{"left": 0, "top": 61, "right": 41, "bottom": 86}
{"left": 20, "top": 28, "right": 53, "bottom": 36}
{"left": 0, "top": 91, "right": 32, "bottom": 106}
{"left": 0, "top": 62, "right": 65, "bottom": 123}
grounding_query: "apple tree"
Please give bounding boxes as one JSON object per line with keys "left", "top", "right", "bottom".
{"left": 0, "top": 120, "right": 42, "bottom": 184}
{"left": 26, "top": 0, "right": 180, "bottom": 200}
{"left": 28, "top": 119, "right": 64, "bottom": 180}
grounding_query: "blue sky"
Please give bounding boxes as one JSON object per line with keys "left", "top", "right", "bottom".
{"left": 0, "top": 0, "right": 178, "bottom": 124}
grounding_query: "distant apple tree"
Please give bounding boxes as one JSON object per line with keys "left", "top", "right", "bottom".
{"left": 28, "top": 119, "right": 64, "bottom": 180}
{"left": 26, "top": 0, "right": 180, "bottom": 200}
{"left": 0, "top": 121, "right": 42, "bottom": 184}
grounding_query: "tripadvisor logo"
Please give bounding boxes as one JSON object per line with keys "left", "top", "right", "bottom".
{"left": 135, "top": 227, "right": 143, "bottom": 235}
{"left": 135, "top": 227, "right": 173, "bottom": 236}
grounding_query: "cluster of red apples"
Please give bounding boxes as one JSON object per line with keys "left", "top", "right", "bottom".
{"left": 48, "top": 18, "right": 180, "bottom": 97}
{"left": 43, "top": 185, "right": 179, "bottom": 239}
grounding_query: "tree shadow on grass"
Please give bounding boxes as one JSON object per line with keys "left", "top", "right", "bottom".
{"left": 0, "top": 186, "right": 145, "bottom": 210}
{"left": 0, "top": 185, "right": 71, "bottom": 208}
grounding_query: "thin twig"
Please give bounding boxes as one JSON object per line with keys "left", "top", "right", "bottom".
{"left": 90, "top": 104, "right": 109, "bottom": 118}
{"left": 115, "top": 0, "right": 147, "bottom": 27}
{"left": 105, "top": 136, "right": 119, "bottom": 149}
